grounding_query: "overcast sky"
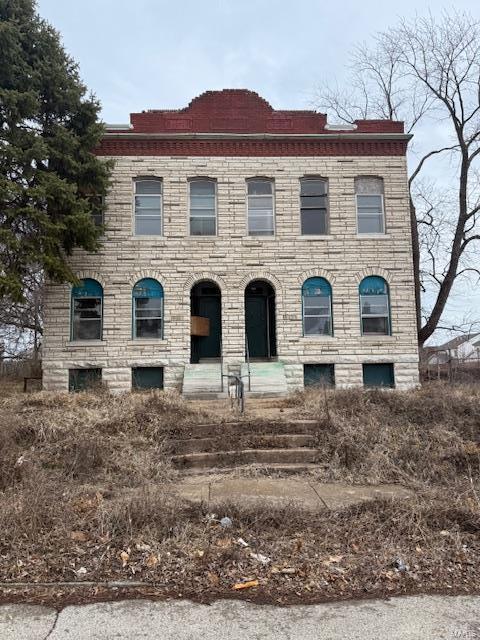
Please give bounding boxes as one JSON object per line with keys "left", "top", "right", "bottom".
{"left": 37, "top": 0, "right": 480, "bottom": 343}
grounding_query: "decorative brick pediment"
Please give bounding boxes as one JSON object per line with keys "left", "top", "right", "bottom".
{"left": 98, "top": 89, "right": 409, "bottom": 156}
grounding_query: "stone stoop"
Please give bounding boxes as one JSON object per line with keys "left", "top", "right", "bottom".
{"left": 169, "top": 419, "right": 320, "bottom": 471}
{"left": 241, "top": 361, "right": 288, "bottom": 396}
{"left": 182, "top": 363, "right": 223, "bottom": 397}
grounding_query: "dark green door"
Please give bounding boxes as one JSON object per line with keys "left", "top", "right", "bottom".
{"left": 245, "top": 295, "right": 269, "bottom": 358}
{"left": 197, "top": 296, "right": 221, "bottom": 359}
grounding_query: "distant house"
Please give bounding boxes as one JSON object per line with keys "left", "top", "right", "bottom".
{"left": 426, "top": 334, "right": 480, "bottom": 364}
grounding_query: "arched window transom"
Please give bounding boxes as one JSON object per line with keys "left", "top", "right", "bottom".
{"left": 71, "top": 279, "right": 103, "bottom": 341}
{"left": 302, "top": 277, "right": 332, "bottom": 336}
{"left": 133, "top": 278, "right": 164, "bottom": 339}
{"left": 359, "top": 276, "right": 390, "bottom": 335}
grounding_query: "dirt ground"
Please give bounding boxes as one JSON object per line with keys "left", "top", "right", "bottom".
{"left": 0, "top": 381, "right": 479, "bottom": 607}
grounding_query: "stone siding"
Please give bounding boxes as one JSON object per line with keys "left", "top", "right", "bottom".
{"left": 42, "top": 154, "right": 419, "bottom": 391}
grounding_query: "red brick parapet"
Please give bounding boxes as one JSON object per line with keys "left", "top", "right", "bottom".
{"left": 96, "top": 89, "right": 409, "bottom": 156}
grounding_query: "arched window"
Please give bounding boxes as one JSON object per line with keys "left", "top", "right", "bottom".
{"left": 71, "top": 279, "right": 103, "bottom": 341}
{"left": 302, "top": 277, "right": 332, "bottom": 336}
{"left": 133, "top": 278, "right": 164, "bottom": 339}
{"left": 359, "top": 276, "right": 390, "bottom": 335}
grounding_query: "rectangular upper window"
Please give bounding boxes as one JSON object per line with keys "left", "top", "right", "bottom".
{"left": 355, "top": 177, "right": 385, "bottom": 234}
{"left": 87, "top": 195, "right": 104, "bottom": 227}
{"left": 134, "top": 178, "right": 162, "bottom": 235}
{"left": 247, "top": 179, "right": 274, "bottom": 236}
{"left": 300, "top": 178, "right": 328, "bottom": 235}
{"left": 189, "top": 179, "right": 216, "bottom": 235}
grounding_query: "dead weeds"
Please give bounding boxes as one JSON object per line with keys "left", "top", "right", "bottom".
{"left": 0, "top": 381, "right": 479, "bottom": 603}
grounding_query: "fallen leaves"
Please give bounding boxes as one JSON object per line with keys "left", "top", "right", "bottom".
{"left": 120, "top": 550, "right": 130, "bottom": 568}
{"left": 232, "top": 579, "right": 259, "bottom": 590}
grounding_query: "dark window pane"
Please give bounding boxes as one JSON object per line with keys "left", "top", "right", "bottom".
{"left": 135, "top": 180, "right": 161, "bottom": 195}
{"left": 73, "top": 319, "right": 102, "bottom": 340}
{"left": 190, "top": 181, "right": 215, "bottom": 196}
{"left": 301, "top": 210, "right": 328, "bottom": 234}
{"left": 248, "top": 195, "right": 273, "bottom": 210}
{"left": 136, "top": 318, "right": 162, "bottom": 338}
{"left": 248, "top": 214, "right": 274, "bottom": 235}
{"left": 358, "top": 214, "right": 384, "bottom": 234}
{"left": 301, "top": 180, "right": 327, "bottom": 196}
{"left": 136, "top": 298, "right": 163, "bottom": 313}
{"left": 247, "top": 180, "right": 273, "bottom": 195}
{"left": 132, "top": 367, "right": 164, "bottom": 390}
{"left": 363, "top": 363, "right": 394, "bottom": 388}
{"left": 304, "top": 316, "right": 331, "bottom": 335}
{"left": 362, "top": 317, "right": 389, "bottom": 335}
{"left": 304, "top": 363, "right": 335, "bottom": 387}
{"left": 69, "top": 368, "right": 102, "bottom": 392}
{"left": 91, "top": 212, "right": 103, "bottom": 226}
{"left": 135, "top": 195, "right": 161, "bottom": 210}
{"left": 361, "top": 295, "right": 388, "bottom": 316}
{"left": 190, "top": 217, "right": 216, "bottom": 235}
{"left": 74, "top": 298, "right": 102, "bottom": 319}
{"left": 301, "top": 195, "right": 327, "bottom": 208}
{"left": 135, "top": 217, "right": 162, "bottom": 235}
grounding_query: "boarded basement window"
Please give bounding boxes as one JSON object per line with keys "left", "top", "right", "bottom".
{"left": 69, "top": 368, "right": 102, "bottom": 392}
{"left": 304, "top": 364, "right": 335, "bottom": 387}
{"left": 132, "top": 367, "right": 164, "bottom": 390}
{"left": 362, "top": 363, "right": 394, "bottom": 388}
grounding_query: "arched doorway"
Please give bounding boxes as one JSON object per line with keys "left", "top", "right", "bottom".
{"left": 190, "top": 280, "right": 222, "bottom": 363}
{"left": 245, "top": 280, "right": 277, "bottom": 359}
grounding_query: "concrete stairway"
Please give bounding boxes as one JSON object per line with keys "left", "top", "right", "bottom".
{"left": 182, "top": 363, "right": 223, "bottom": 397}
{"left": 241, "top": 361, "right": 288, "bottom": 396}
{"left": 169, "top": 419, "right": 320, "bottom": 471}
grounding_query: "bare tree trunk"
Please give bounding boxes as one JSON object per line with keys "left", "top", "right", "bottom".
{"left": 409, "top": 196, "right": 422, "bottom": 342}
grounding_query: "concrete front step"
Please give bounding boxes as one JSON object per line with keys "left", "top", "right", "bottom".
{"left": 169, "top": 419, "right": 318, "bottom": 440}
{"left": 182, "top": 363, "right": 222, "bottom": 395}
{"left": 181, "top": 462, "right": 324, "bottom": 476}
{"left": 241, "top": 361, "right": 288, "bottom": 395}
{"left": 171, "top": 447, "right": 318, "bottom": 469}
{"left": 170, "top": 433, "right": 317, "bottom": 455}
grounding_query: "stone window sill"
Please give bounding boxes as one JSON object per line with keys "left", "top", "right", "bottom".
{"left": 356, "top": 234, "right": 391, "bottom": 239}
{"left": 127, "top": 339, "right": 167, "bottom": 345}
{"left": 66, "top": 340, "right": 106, "bottom": 348}
{"left": 296, "top": 235, "right": 331, "bottom": 240}
{"left": 242, "top": 236, "right": 277, "bottom": 242}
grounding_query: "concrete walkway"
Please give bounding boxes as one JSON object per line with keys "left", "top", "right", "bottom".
{"left": 177, "top": 476, "right": 413, "bottom": 508}
{"left": 1, "top": 596, "right": 479, "bottom": 639}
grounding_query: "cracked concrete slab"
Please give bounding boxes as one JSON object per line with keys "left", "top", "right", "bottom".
{"left": 177, "top": 477, "right": 413, "bottom": 509}
{"left": 1, "top": 596, "right": 479, "bottom": 639}
{"left": 0, "top": 604, "right": 57, "bottom": 640}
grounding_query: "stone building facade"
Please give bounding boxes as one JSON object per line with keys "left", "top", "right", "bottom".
{"left": 42, "top": 90, "right": 419, "bottom": 393}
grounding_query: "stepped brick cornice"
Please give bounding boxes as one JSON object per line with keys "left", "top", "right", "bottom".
{"left": 96, "top": 89, "right": 410, "bottom": 157}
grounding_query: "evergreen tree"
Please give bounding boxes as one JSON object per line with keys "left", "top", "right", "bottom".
{"left": 0, "top": 0, "right": 111, "bottom": 301}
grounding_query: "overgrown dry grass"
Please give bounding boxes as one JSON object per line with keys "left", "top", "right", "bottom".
{"left": 0, "top": 382, "right": 479, "bottom": 603}
{"left": 288, "top": 383, "right": 480, "bottom": 487}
